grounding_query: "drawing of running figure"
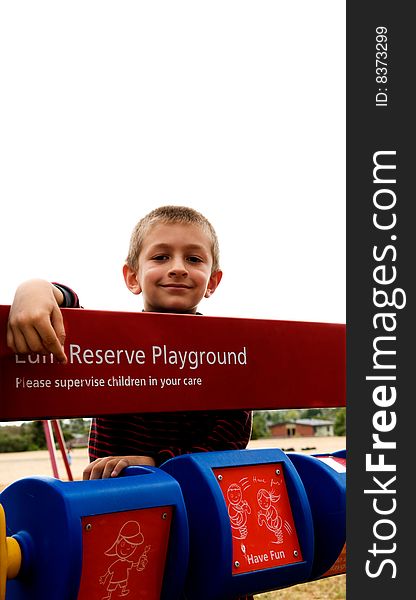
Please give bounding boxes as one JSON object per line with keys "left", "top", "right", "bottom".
{"left": 227, "top": 483, "right": 252, "bottom": 539}
{"left": 99, "top": 520, "right": 151, "bottom": 599}
{"left": 257, "top": 489, "right": 284, "bottom": 544}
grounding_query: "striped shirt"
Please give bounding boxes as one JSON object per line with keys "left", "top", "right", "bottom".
{"left": 89, "top": 409, "right": 252, "bottom": 466}
{"left": 55, "top": 284, "right": 253, "bottom": 466}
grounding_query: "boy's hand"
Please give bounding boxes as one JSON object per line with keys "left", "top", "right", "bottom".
{"left": 82, "top": 455, "right": 156, "bottom": 480}
{"left": 6, "top": 279, "right": 67, "bottom": 364}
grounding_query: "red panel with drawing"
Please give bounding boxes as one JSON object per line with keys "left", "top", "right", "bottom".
{"left": 213, "top": 463, "right": 303, "bottom": 575}
{"left": 77, "top": 506, "right": 173, "bottom": 600}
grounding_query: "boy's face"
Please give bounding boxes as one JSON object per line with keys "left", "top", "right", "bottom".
{"left": 123, "top": 222, "right": 222, "bottom": 313}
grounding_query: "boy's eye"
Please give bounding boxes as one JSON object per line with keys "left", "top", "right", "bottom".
{"left": 187, "top": 256, "right": 203, "bottom": 263}
{"left": 152, "top": 255, "right": 169, "bottom": 261}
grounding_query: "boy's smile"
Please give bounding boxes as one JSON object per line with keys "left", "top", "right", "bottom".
{"left": 123, "top": 222, "right": 222, "bottom": 313}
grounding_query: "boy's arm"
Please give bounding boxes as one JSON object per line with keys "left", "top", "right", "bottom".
{"left": 6, "top": 279, "right": 79, "bottom": 364}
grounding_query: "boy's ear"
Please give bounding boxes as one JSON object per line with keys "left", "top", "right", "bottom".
{"left": 123, "top": 264, "right": 142, "bottom": 295}
{"left": 204, "top": 270, "right": 223, "bottom": 298}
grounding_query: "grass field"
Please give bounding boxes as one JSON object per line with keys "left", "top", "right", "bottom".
{"left": 255, "top": 574, "right": 346, "bottom": 599}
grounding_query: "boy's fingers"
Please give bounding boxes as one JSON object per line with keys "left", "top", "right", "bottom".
{"left": 49, "top": 306, "right": 67, "bottom": 363}
{"left": 109, "top": 459, "right": 128, "bottom": 478}
{"left": 83, "top": 460, "right": 99, "bottom": 480}
{"left": 35, "top": 318, "right": 67, "bottom": 364}
{"left": 83, "top": 456, "right": 156, "bottom": 481}
{"left": 9, "top": 326, "right": 40, "bottom": 355}
{"left": 92, "top": 458, "right": 127, "bottom": 479}
{"left": 7, "top": 309, "right": 66, "bottom": 363}
{"left": 6, "top": 325, "right": 18, "bottom": 353}
{"left": 50, "top": 306, "right": 66, "bottom": 345}
{"left": 82, "top": 463, "right": 93, "bottom": 480}
{"left": 83, "top": 458, "right": 111, "bottom": 480}
{"left": 83, "top": 458, "right": 129, "bottom": 480}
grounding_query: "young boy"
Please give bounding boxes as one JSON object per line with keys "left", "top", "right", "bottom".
{"left": 7, "top": 206, "right": 253, "bottom": 480}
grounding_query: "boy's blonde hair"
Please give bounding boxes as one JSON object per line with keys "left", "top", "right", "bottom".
{"left": 126, "top": 205, "right": 220, "bottom": 273}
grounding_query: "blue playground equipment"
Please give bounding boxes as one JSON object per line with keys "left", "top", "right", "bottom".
{"left": 287, "top": 450, "right": 346, "bottom": 579}
{"left": 1, "top": 448, "right": 346, "bottom": 599}
{"left": 0, "top": 467, "right": 188, "bottom": 600}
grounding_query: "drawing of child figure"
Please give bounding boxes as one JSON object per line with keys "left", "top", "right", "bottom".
{"left": 227, "top": 483, "right": 252, "bottom": 539}
{"left": 99, "top": 520, "right": 150, "bottom": 599}
{"left": 257, "top": 489, "right": 283, "bottom": 544}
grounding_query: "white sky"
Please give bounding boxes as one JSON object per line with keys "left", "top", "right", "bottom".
{"left": 0, "top": 1, "right": 345, "bottom": 325}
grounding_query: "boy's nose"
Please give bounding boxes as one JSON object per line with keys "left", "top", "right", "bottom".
{"left": 168, "top": 259, "right": 188, "bottom": 277}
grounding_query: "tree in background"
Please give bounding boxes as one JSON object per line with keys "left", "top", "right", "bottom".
{"left": 23, "top": 421, "right": 47, "bottom": 449}
{"left": 334, "top": 408, "right": 346, "bottom": 436}
{"left": 0, "top": 421, "right": 45, "bottom": 452}
{"left": 60, "top": 418, "right": 91, "bottom": 440}
{"left": 0, "top": 419, "right": 92, "bottom": 453}
{"left": 0, "top": 425, "right": 30, "bottom": 452}
{"left": 251, "top": 411, "right": 270, "bottom": 440}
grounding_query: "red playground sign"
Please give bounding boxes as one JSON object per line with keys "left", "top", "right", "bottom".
{"left": 0, "top": 305, "right": 345, "bottom": 421}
